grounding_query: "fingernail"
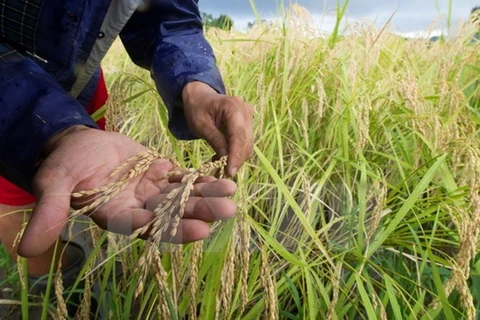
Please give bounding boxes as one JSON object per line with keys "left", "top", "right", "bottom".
{"left": 231, "top": 167, "right": 238, "bottom": 177}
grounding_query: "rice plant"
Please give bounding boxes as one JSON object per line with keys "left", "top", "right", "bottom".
{"left": 1, "top": 4, "right": 480, "bottom": 320}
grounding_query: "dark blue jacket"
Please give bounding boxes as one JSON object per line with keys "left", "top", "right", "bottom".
{"left": 0, "top": 0, "right": 225, "bottom": 190}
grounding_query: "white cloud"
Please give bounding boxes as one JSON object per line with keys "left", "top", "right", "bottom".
{"left": 200, "top": 0, "right": 476, "bottom": 33}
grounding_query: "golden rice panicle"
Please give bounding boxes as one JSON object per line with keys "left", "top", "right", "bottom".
{"left": 134, "top": 254, "right": 150, "bottom": 299}
{"left": 326, "top": 264, "right": 341, "bottom": 320}
{"left": 239, "top": 206, "right": 251, "bottom": 314}
{"left": 16, "top": 255, "right": 26, "bottom": 291}
{"left": 75, "top": 265, "right": 93, "bottom": 320}
{"left": 130, "top": 186, "right": 181, "bottom": 241}
{"left": 198, "top": 156, "right": 228, "bottom": 176}
{"left": 54, "top": 267, "right": 68, "bottom": 320}
{"left": 366, "top": 179, "right": 387, "bottom": 243}
{"left": 235, "top": 175, "right": 252, "bottom": 314}
{"left": 216, "top": 230, "right": 236, "bottom": 319}
{"left": 169, "top": 172, "right": 198, "bottom": 238}
{"left": 71, "top": 149, "right": 159, "bottom": 220}
{"left": 429, "top": 149, "right": 480, "bottom": 317}
{"left": 171, "top": 244, "right": 183, "bottom": 300}
{"left": 151, "top": 244, "right": 174, "bottom": 318}
{"left": 260, "top": 246, "right": 278, "bottom": 320}
{"left": 109, "top": 149, "right": 157, "bottom": 178}
{"left": 131, "top": 155, "right": 228, "bottom": 244}
{"left": 372, "top": 291, "right": 387, "bottom": 320}
{"left": 14, "top": 220, "right": 27, "bottom": 289}
{"left": 188, "top": 241, "right": 203, "bottom": 320}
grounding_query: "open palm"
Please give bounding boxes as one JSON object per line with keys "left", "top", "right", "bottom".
{"left": 17, "top": 126, "right": 237, "bottom": 258}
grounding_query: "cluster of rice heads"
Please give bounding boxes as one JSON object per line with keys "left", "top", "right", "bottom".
{"left": 65, "top": 150, "right": 228, "bottom": 317}
{"left": 6, "top": 4, "right": 479, "bottom": 320}
{"left": 70, "top": 149, "right": 166, "bottom": 218}
{"left": 81, "top": 5, "right": 480, "bottom": 320}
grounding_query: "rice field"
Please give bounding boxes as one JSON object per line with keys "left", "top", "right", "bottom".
{"left": 1, "top": 5, "right": 480, "bottom": 320}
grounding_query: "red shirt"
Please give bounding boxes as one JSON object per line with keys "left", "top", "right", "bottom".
{"left": 0, "top": 70, "right": 108, "bottom": 205}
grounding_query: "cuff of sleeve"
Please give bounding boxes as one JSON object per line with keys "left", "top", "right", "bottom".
{"left": 169, "top": 73, "right": 226, "bottom": 141}
{"left": 0, "top": 59, "right": 98, "bottom": 188}
{"left": 151, "top": 41, "right": 226, "bottom": 140}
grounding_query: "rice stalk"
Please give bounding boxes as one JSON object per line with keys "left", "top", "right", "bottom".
{"left": 150, "top": 244, "right": 172, "bottom": 318}
{"left": 238, "top": 204, "right": 251, "bottom": 314}
{"left": 326, "top": 263, "right": 341, "bottom": 320}
{"left": 54, "top": 267, "right": 67, "bottom": 320}
{"left": 171, "top": 244, "right": 183, "bottom": 302}
{"left": 429, "top": 149, "right": 480, "bottom": 319}
{"left": 12, "top": 225, "right": 26, "bottom": 289}
{"left": 260, "top": 246, "right": 278, "bottom": 320}
{"left": 75, "top": 260, "right": 93, "bottom": 320}
{"left": 188, "top": 241, "right": 203, "bottom": 320}
{"left": 56, "top": 5, "right": 480, "bottom": 318}
{"left": 365, "top": 179, "right": 387, "bottom": 243}
{"left": 215, "top": 226, "right": 236, "bottom": 319}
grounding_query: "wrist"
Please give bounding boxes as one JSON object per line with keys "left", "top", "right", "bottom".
{"left": 182, "top": 81, "right": 218, "bottom": 107}
{"left": 42, "top": 125, "right": 91, "bottom": 158}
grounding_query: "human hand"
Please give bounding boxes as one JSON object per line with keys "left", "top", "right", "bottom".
{"left": 17, "top": 126, "right": 237, "bottom": 258}
{"left": 182, "top": 81, "right": 254, "bottom": 177}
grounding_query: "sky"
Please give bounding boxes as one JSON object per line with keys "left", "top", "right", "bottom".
{"left": 198, "top": 0, "right": 477, "bottom": 36}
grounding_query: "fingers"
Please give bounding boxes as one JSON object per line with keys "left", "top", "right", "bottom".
{"left": 183, "top": 89, "right": 253, "bottom": 176}
{"left": 135, "top": 159, "right": 176, "bottom": 202}
{"left": 167, "top": 220, "right": 210, "bottom": 243}
{"left": 92, "top": 177, "right": 237, "bottom": 243}
{"left": 143, "top": 159, "right": 176, "bottom": 182}
{"left": 158, "top": 179, "right": 237, "bottom": 198}
{"left": 147, "top": 197, "right": 236, "bottom": 221}
{"left": 168, "top": 175, "right": 216, "bottom": 184}
{"left": 91, "top": 208, "right": 154, "bottom": 235}
{"left": 92, "top": 196, "right": 236, "bottom": 244}
{"left": 225, "top": 108, "right": 246, "bottom": 177}
{"left": 103, "top": 195, "right": 237, "bottom": 235}
{"left": 201, "top": 123, "right": 229, "bottom": 159}
{"left": 194, "top": 179, "right": 237, "bottom": 197}
{"left": 183, "top": 197, "right": 236, "bottom": 221}
{"left": 225, "top": 100, "right": 254, "bottom": 177}
{"left": 90, "top": 209, "right": 211, "bottom": 243}
{"left": 17, "top": 167, "right": 74, "bottom": 258}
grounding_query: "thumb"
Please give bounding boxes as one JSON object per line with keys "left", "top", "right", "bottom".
{"left": 225, "top": 110, "right": 247, "bottom": 177}
{"left": 17, "top": 169, "right": 74, "bottom": 258}
{"left": 201, "top": 123, "right": 229, "bottom": 157}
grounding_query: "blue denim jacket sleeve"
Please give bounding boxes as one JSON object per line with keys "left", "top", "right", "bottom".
{"left": 120, "top": 0, "right": 226, "bottom": 140}
{"left": 0, "top": 58, "right": 98, "bottom": 189}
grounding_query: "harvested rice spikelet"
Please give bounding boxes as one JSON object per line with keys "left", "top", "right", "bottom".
{"left": 129, "top": 153, "right": 228, "bottom": 242}
{"left": 131, "top": 154, "right": 228, "bottom": 299}
{"left": 70, "top": 149, "right": 229, "bottom": 299}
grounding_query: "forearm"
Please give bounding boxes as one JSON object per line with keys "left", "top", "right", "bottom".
{"left": 120, "top": 0, "right": 226, "bottom": 140}
{"left": 182, "top": 81, "right": 219, "bottom": 106}
{"left": 0, "top": 59, "right": 97, "bottom": 189}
